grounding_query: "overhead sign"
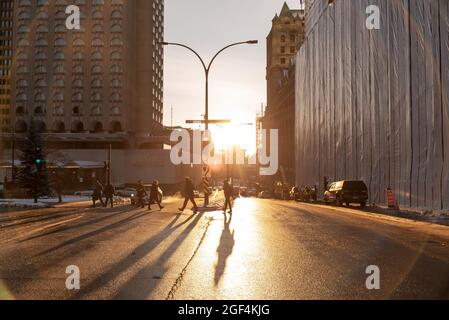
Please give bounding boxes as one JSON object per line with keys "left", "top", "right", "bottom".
{"left": 186, "top": 120, "right": 231, "bottom": 125}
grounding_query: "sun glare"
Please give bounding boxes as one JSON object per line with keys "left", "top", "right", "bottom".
{"left": 210, "top": 117, "right": 256, "bottom": 156}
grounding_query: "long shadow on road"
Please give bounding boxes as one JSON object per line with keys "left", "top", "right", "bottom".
{"left": 70, "top": 211, "right": 204, "bottom": 299}
{"left": 214, "top": 213, "right": 235, "bottom": 286}
{"left": 36, "top": 208, "right": 156, "bottom": 257}
{"left": 0, "top": 208, "right": 90, "bottom": 230}
{"left": 18, "top": 206, "right": 136, "bottom": 243}
{"left": 112, "top": 212, "right": 206, "bottom": 299}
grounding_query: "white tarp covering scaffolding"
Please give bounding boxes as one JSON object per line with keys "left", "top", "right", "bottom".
{"left": 296, "top": 0, "right": 449, "bottom": 211}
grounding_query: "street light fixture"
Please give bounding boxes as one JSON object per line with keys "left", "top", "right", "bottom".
{"left": 160, "top": 40, "right": 258, "bottom": 131}
{"left": 162, "top": 39, "right": 258, "bottom": 206}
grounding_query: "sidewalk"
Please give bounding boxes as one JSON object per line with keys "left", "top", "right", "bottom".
{"left": 369, "top": 204, "right": 449, "bottom": 226}
{"left": 303, "top": 199, "right": 449, "bottom": 227}
{"left": 0, "top": 196, "right": 92, "bottom": 209}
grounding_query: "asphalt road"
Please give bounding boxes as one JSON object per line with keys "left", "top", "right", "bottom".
{"left": 0, "top": 196, "right": 448, "bottom": 300}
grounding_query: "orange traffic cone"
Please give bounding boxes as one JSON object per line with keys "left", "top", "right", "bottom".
{"left": 386, "top": 188, "right": 399, "bottom": 210}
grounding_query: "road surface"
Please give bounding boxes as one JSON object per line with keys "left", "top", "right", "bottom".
{"left": 0, "top": 196, "right": 448, "bottom": 299}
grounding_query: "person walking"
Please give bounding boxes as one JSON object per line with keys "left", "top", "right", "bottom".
{"left": 223, "top": 179, "right": 233, "bottom": 214}
{"left": 136, "top": 180, "right": 146, "bottom": 208}
{"left": 54, "top": 172, "right": 63, "bottom": 204}
{"left": 179, "top": 177, "right": 198, "bottom": 213}
{"left": 104, "top": 183, "right": 115, "bottom": 208}
{"left": 148, "top": 180, "right": 164, "bottom": 211}
{"left": 92, "top": 180, "right": 104, "bottom": 207}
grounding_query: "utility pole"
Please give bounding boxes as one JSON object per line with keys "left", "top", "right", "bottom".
{"left": 33, "top": 146, "right": 40, "bottom": 204}
{"left": 108, "top": 144, "right": 112, "bottom": 185}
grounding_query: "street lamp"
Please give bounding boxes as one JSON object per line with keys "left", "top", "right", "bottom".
{"left": 161, "top": 40, "right": 258, "bottom": 131}
{"left": 162, "top": 40, "right": 258, "bottom": 205}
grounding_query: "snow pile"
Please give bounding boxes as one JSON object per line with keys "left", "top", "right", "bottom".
{"left": 0, "top": 196, "right": 91, "bottom": 209}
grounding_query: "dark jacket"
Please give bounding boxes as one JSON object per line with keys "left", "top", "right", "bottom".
{"left": 150, "top": 184, "right": 159, "bottom": 197}
{"left": 224, "top": 182, "right": 233, "bottom": 198}
{"left": 137, "top": 184, "right": 146, "bottom": 198}
{"left": 184, "top": 179, "right": 194, "bottom": 197}
{"left": 93, "top": 183, "right": 103, "bottom": 198}
{"left": 104, "top": 184, "right": 115, "bottom": 197}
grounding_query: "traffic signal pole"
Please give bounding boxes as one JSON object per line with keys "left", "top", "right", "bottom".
{"left": 34, "top": 168, "right": 38, "bottom": 204}
{"left": 34, "top": 146, "right": 39, "bottom": 204}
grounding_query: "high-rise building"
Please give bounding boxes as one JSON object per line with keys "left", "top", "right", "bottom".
{"left": 0, "top": 0, "right": 13, "bottom": 133}
{"left": 10, "top": 0, "right": 164, "bottom": 149}
{"left": 264, "top": 2, "right": 305, "bottom": 184}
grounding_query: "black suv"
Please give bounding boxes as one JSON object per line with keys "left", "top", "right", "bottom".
{"left": 324, "top": 180, "right": 368, "bottom": 208}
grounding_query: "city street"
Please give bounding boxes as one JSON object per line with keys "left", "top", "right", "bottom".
{"left": 0, "top": 196, "right": 448, "bottom": 300}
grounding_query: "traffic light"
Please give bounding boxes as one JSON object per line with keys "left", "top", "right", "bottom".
{"left": 35, "top": 158, "right": 46, "bottom": 171}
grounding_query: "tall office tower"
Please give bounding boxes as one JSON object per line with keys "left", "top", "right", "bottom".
{"left": 11, "top": 0, "right": 164, "bottom": 149}
{"left": 0, "top": 0, "right": 13, "bottom": 133}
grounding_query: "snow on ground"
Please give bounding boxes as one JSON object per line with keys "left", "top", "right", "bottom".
{"left": 0, "top": 195, "right": 131, "bottom": 209}
{"left": 0, "top": 196, "right": 91, "bottom": 209}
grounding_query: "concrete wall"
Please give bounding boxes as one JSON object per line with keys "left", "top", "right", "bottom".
{"left": 1, "top": 148, "right": 202, "bottom": 187}
{"left": 295, "top": 0, "right": 449, "bottom": 211}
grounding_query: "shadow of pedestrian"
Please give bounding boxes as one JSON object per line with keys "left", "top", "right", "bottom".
{"left": 70, "top": 211, "right": 204, "bottom": 299}
{"left": 214, "top": 213, "right": 235, "bottom": 286}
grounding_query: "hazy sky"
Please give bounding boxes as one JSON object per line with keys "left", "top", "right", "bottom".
{"left": 163, "top": 0, "right": 302, "bottom": 131}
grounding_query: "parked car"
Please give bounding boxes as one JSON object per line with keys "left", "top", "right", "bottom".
{"left": 233, "top": 186, "right": 241, "bottom": 197}
{"left": 130, "top": 184, "right": 163, "bottom": 205}
{"left": 290, "top": 186, "right": 300, "bottom": 201}
{"left": 116, "top": 188, "right": 137, "bottom": 198}
{"left": 258, "top": 191, "right": 272, "bottom": 199}
{"left": 75, "top": 190, "right": 94, "bottom": 197}
{"left": 324, "top": 180, "right": 368, "bottom": 207}
{"left": 273, "top": 182, "right": 292, "bottom": 200}
{"left": 248, "top": 188, "right": 258, "bottom": 197}
{"left": 240, "top": 187, "right": 249, "bottom": 197}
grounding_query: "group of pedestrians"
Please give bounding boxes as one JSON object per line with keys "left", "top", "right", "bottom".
{"left": 92, "top": 176, "right": 235, "bottom": 214}
{"left": 92, "top": 180, "right": 116, "bottom": 208}
{"left": 178, "top": 177, "right": 234, "bottom": 214}
{"left": 135, "top": 180, "right": 164, "bottom": 211}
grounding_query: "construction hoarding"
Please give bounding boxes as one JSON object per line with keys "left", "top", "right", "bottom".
{"left": 295, "top": 0, "right": 449, "bottom": 211}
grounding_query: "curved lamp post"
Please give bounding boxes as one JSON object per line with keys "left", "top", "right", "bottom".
{"left": 161, "top": 40, "right": 258, "bottom": 131}
{"left": 162, "top": 40, "right": 258, "bottom": 206}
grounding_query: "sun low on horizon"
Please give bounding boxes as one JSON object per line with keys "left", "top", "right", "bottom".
{"left": 209, "top": 116, "right": 257, "bottom": 156}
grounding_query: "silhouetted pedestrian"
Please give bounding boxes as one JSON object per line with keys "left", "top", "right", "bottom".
{"left": 104, "top": 183, "right": 115, "bottom": 208}
{"left": 54, "top": 172, "right": 63, "bottom": 203}
{"left": 179, "top": 177, "right": 198, "bottom": 212}
{"left": 223, "top": 179, "right": 233, "bottom": 213}
{"left": 92, "top": 180, "right": 104, "bottom": 207}
{"left": 149, "top": 180, "right": 164, "bottom": 210}
{"left": 136, "top": 180, "right": 146, "bottom": 208}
